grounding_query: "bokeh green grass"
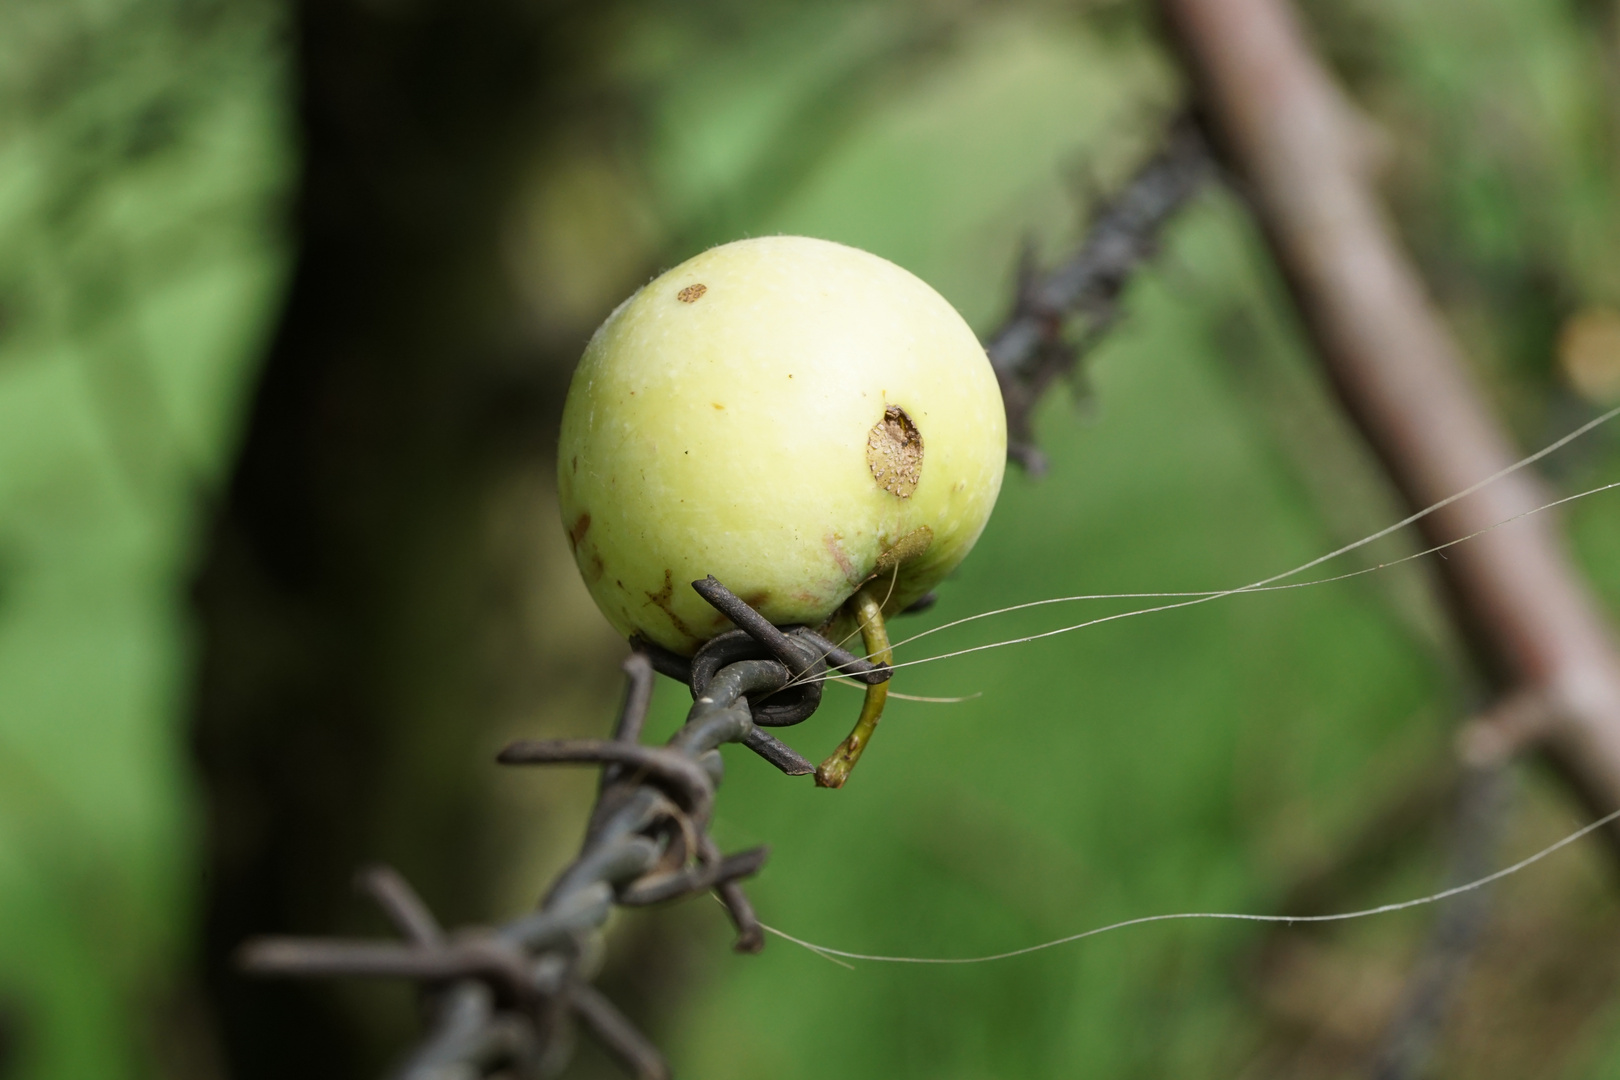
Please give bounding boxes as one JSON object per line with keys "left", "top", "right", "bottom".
{"left": 0, "top": 2, "right": 288, "bottom": 1075}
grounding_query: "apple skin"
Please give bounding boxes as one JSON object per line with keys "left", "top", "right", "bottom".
{"left": 558, "top": 235, "right": 1006, "bottom": 656}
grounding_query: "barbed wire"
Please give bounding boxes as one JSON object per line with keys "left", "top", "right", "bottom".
{"left": 988, "top": 112, "right": 1211, "bottom": 474}
{"left": 238, "top": 578, "right": 889, "bottom": 1079}
{"left": 235, "top": 119, "right": 1212, "bottom": 1078}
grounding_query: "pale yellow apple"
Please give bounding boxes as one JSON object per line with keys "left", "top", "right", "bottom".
{"left": 558, "top": 235, "right": 1006, "bottom": 656}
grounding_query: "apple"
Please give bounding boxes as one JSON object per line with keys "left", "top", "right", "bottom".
{"left": 558, "top": 235, "right": 1006, "bottom": 668}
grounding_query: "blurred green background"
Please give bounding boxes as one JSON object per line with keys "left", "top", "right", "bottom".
{"left": 2, "top": 0, "right": 1620, "bottom": 1077}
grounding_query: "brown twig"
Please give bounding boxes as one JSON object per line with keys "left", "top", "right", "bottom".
{"left": 1160, "top": 1, "right": 1620, "bottom": 1067}
{"left": 1159, "top": 0, "right": 1620, "bottom": 835}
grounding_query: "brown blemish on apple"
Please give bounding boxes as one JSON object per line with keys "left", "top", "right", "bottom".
{"left": 867, "top": 405, "right": 923, "bottom": 497}
{"left": 740, "top": 590, "right": 771, "bottom": 612}
{"left": 873, "top": 525, "right": 933, "bottom": 578}
{"left": 580, "top": 545, "right": 605, "bottom": 584}
{"left": 677, "top": 283, "right": 707, "bottom": 303}
{"left": 825, "top": 532, "right": 857, "bottom": 583}
{"left": 567, "top": 512, "right": 591, "bottom": 553}
{"left": 645, "top": 570, "right": 674, "bottom": 607}
{"left": 645, "top": 569, "right": 698, "bottom": 640}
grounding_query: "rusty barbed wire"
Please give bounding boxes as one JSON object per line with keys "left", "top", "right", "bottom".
{"left": 989, "top": 113, "right": 1212, "bottom": 474}
{"left": 238, "top": 577, "right": 889, "bottom": 1080}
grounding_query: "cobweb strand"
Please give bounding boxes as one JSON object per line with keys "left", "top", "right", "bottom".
{"left": 763, "top": 807, "right": 1620, "bottom": 965}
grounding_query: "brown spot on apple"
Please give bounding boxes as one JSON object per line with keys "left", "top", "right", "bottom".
{"left": 567, "top": 512, "right": 591, "bottom": 553}
{"left": 873, "top": 525, "right": 934, "bottom": 579}
{"left": 645, "top": 569, "right": 697, "bottom": 641}
{"left": 825, "top": 532, "right": 856, "bottom": 583}
{"left": 867, "top": 405, "right": 923, "bottom": 497}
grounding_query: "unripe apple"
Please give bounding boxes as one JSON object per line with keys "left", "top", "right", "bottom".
{"left": 558, "top": 235, "right": 1006, "bottom": 657}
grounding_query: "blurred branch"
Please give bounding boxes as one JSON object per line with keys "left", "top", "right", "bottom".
{"left": 986, "top": 116, "right": 1212, "bottom": 473}
{"left": 1370, "top": 763, "right": 1511, "bottom": 1080}
{"left": 1159, "top": 0, "right": 1620, "bottom": 840}
{"left": 1160, "top": 0, "right": 1620, "bottom": 1066}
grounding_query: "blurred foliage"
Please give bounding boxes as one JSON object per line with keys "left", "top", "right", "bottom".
{"left": 1, "top": 0, "right": 1619, "bottom": 1077}
{"left": 0, "top": 0, "right": 288, "bottom": 1076}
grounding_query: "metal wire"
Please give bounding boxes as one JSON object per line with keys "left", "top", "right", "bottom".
{"left": 987, "top": 114, "right": 1211, "bottom": 474}
{"left": 237, "top": 578, "right": 889, "bottom": 1080}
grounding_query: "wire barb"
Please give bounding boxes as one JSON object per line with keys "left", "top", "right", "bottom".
{"left": 987, "top": 113, "right": 1211, "bottom": 473}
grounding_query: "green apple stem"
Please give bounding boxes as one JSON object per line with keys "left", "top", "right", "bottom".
{"left": 814, "top": 584, "right": 892, "bottom": 788}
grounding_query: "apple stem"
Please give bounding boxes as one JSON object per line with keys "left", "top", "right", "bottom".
{"left": 814, "top": 584, "right": 892, "bottom": 788}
